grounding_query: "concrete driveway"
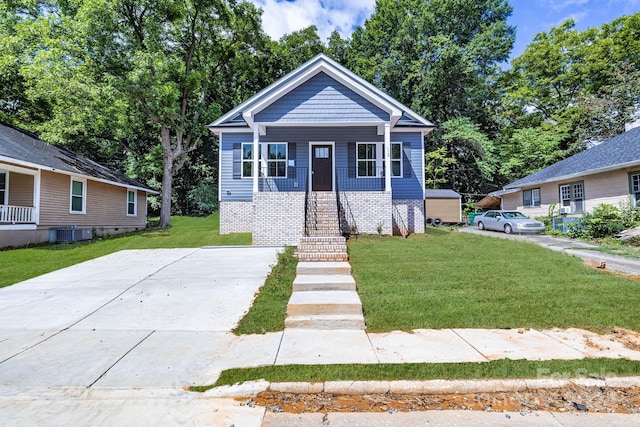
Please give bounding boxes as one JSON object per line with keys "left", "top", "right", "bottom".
{"left": 0, "top": 247, "right": 283, "bottom": 425}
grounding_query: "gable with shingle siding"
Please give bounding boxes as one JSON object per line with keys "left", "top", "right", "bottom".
{"left": 254, "top": 72, "right": 389, "bottom": 123}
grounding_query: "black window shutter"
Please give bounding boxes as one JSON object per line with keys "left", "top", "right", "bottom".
{"left": 348, "top": 142, "right": 356, "bottom": 178}
{"left": 403, "top": 143, "right": 412, "bottom": 178}
{"left": 232, "top": 143, "right": 241, "bottom": 179}
{"left": 288, "top": 143, "right": 296, "bottom": 179}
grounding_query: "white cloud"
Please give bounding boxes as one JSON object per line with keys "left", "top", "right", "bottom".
{"left": 249, "top": 0, "right": 376, "bottom": 41}
{"left": 554, "top": 10, "right": 588, "bottom": 26}
{"left": 544, "top": 0, "right": 590, "bottom": 10}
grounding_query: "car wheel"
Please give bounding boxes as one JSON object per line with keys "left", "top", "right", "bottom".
{"left": 504, "top": 224, "right": 513, "bottom": 234}
{"left": 477, "top": 221, "right": 485, "bottom": 230}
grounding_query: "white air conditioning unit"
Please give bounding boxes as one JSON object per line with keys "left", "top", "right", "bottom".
{"left": 559, "top": 206, "right": 572, "bottom": 214}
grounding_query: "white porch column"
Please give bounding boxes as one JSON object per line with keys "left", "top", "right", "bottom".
{"left": 33, "top": 170, "right": 41, "bottom": 224}
{"left": 384, "top": 122, "right": 391, "bottom": 192}
{"left": 252, "top": 124, "right": 259, "bottom": 193}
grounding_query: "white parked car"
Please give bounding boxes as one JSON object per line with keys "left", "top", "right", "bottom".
{"left": 476, "top": 210, "right": 546, "bottom": 234}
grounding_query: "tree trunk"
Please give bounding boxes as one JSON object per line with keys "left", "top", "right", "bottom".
{"left": 160, "top": 125, "right": 174, "bottom": 228}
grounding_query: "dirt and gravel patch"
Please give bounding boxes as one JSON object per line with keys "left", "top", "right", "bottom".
{"left": 247, "top": 384, "right": 640, "bottom": 414}
{"left": 611, "top": 327, "right": 640, "bottom": 351}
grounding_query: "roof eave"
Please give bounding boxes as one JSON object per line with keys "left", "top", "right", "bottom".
{"left": 0, "top": 155, "right": 158, "bottom": 194}
{"left": 504, "top": 159, "right": 640, "bottom": 190}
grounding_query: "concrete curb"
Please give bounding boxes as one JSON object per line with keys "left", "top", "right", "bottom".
{"left": 204, "top": 376, "right": 640, "bottom": 398}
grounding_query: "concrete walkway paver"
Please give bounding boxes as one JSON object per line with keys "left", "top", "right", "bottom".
{"left": 454, "top": 328, "right": 587, "bottom": 361}
{"left": 542, "top": 328, "right": 640, "bottom": 360}
{"left": 276, "top": 329, "right": 378, "bottom": 365}
{"left": 368, "top": 329, "right": 487, "bottom": 363}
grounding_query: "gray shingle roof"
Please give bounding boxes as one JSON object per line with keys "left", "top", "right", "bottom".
{"left": 505, "top": 127, "right": 640, "bottom": 189}
{"left": 425, "top": 189, "right": 461, "bottom": 199}
{"left": 0, "top": 123, "right": 154, "bottom": 192}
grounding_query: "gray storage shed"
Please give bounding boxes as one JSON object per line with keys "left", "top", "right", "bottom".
{"left": 424, "top": 189, "right": 462, "bottom": 224}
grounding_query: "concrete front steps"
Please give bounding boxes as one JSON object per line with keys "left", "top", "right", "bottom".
{"left": 293, "top": 274, "right": 356, "bottom": 292}
{"left": 285, "top": 261, "right": 365, "bottom": 330}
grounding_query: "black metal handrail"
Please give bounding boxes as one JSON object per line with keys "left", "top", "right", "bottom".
{"left": 304, "top": 171, "right": 310, "bottom": 236}
{"left": 258, "top": 167, "right": 307, "bottom": 192}
{"left": 336, "top": 166, "right": 385, "bottom": 191}
{"left": 393, "top": 203, "right": 409, "bottom": 237}
{"left": 336, "top": 177, "right": 358, "bottom": 237}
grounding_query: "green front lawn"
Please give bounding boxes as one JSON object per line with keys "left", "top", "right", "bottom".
{"left": 198, "top": 358, "right": 640, "bottom": 390}
{"left": 0, "top": 213, "right": 250, "bottom": 288}
{"left": 208, "top": 228, "right": 640, "bottom": 388}
{"left": 350, "top": 229, "right": 640, "bottom": 333}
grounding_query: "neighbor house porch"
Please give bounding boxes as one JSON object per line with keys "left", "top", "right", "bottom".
{"left": 0, "top": 165, "right": 39, "bottom": 229}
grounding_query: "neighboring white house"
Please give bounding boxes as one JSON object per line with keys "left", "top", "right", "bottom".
{"left": 493, "top": 127, "right": 640, "bottom": 217}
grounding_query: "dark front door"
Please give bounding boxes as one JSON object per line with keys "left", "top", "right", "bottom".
{"left": 312, "top": 145, "right": 332, "bottom": 191}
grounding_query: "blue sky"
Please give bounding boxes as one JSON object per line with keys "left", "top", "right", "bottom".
{"left": 249, "top": 0, "right": 639, "bottom": 61}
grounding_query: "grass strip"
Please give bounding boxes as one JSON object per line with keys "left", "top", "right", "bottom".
{"left": 233, "top": 246, "right": 297, "bottom": 335}
{"left": 349, "top": 230, "right": 640, "bottom": 333}
{"left": 189, "top": 358, "right": 640, "bottom": 392}
{"left": 0, "top": 214, "right": 250, "bottom": 288}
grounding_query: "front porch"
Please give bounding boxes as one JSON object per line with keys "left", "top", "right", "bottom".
{"left": 0, "top": 204, "right": 37, "bottom": 225}
{"left": 0, "top": 166, "right": 39, "bottom": 228}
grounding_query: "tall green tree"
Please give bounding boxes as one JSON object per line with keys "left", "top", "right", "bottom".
{"left": 497, "top": 128, "right": 565, "bottom": 183}
{"left": 501, "top": 14, "right": 640, "bottom": 150}
{"left": 424, "top": 147, "right": 456, "bottom": 189}
{"left": 440, "top": 118, "right": 496, "bottom": 194}
{"left": 264, "top": 26, "right": 326, "bottom": 80}
{"left": 348, "top": 0, "right": 514, "bottom": 127}
{"left": 347, "top": 0, "right": 513, "bottom": 194}
{"left": 3, "top": 0, "right": 265, "bottom": 226}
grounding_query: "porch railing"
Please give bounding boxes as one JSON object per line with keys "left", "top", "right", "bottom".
{"left": 336, "top": 166, "right": 385, "bottom": 191}
{"left": 259, "top": 167, "right": 308, "bottom": 192}
{"left": 0, "top": 205, "right": 36, "bottom": 224}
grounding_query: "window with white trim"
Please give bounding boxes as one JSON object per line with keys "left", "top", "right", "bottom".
{"left": 0, "top": 172, "right": 6, "bottom": 205}
{"left": 70, "top": 178, "right": 86, "bottom": 214}
{"left": 357, "top": 143, "right": 378, "bottom": 177}
{"left": 630, "top": 172, "right": 640, "bottom": 207}
{"left": 523, "top": 188, "right": 540, "bottom": 207}
{"left": 559, "top": 182, "right": 584, "bottom": 213}
{"left": 389, "top": 143, "right": 402, "bottom": 177}
{"left": 127, "top": 190, "right": 137, "bottom": 216}
{"left": 266, "top": 143, "right": 287, "bottom": 177}
{"left": 241, "top": 143, "right": 255, "bottom": 178}
{"left": 356, "top": 142, "right": 403, "bottom": 178}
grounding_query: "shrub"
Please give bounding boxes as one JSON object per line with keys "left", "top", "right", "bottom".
{"left": 567, "top": 203, "right": 625, "bottom": 239}
{"left": 619, "top": 195, "right": 640, "bottom": 228}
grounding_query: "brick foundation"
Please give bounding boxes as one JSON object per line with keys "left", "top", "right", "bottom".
{"left": 219, "top": 200, "right": 253, "bottom": 234}
{"left": 253, "top": 192, "right": 306, "bottom": 246}
{"left": 220, "top": 192, "right": 424, "bottom": 243}
{"left": 392, "top": 199, "right": 425, "bottom": 235}
{"left": 338, "top": 191, "right": 393, "bottom": 235}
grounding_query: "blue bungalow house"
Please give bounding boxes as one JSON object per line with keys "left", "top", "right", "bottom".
{"left": 208, "top": 54, "right": 435, "bottom": 246}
